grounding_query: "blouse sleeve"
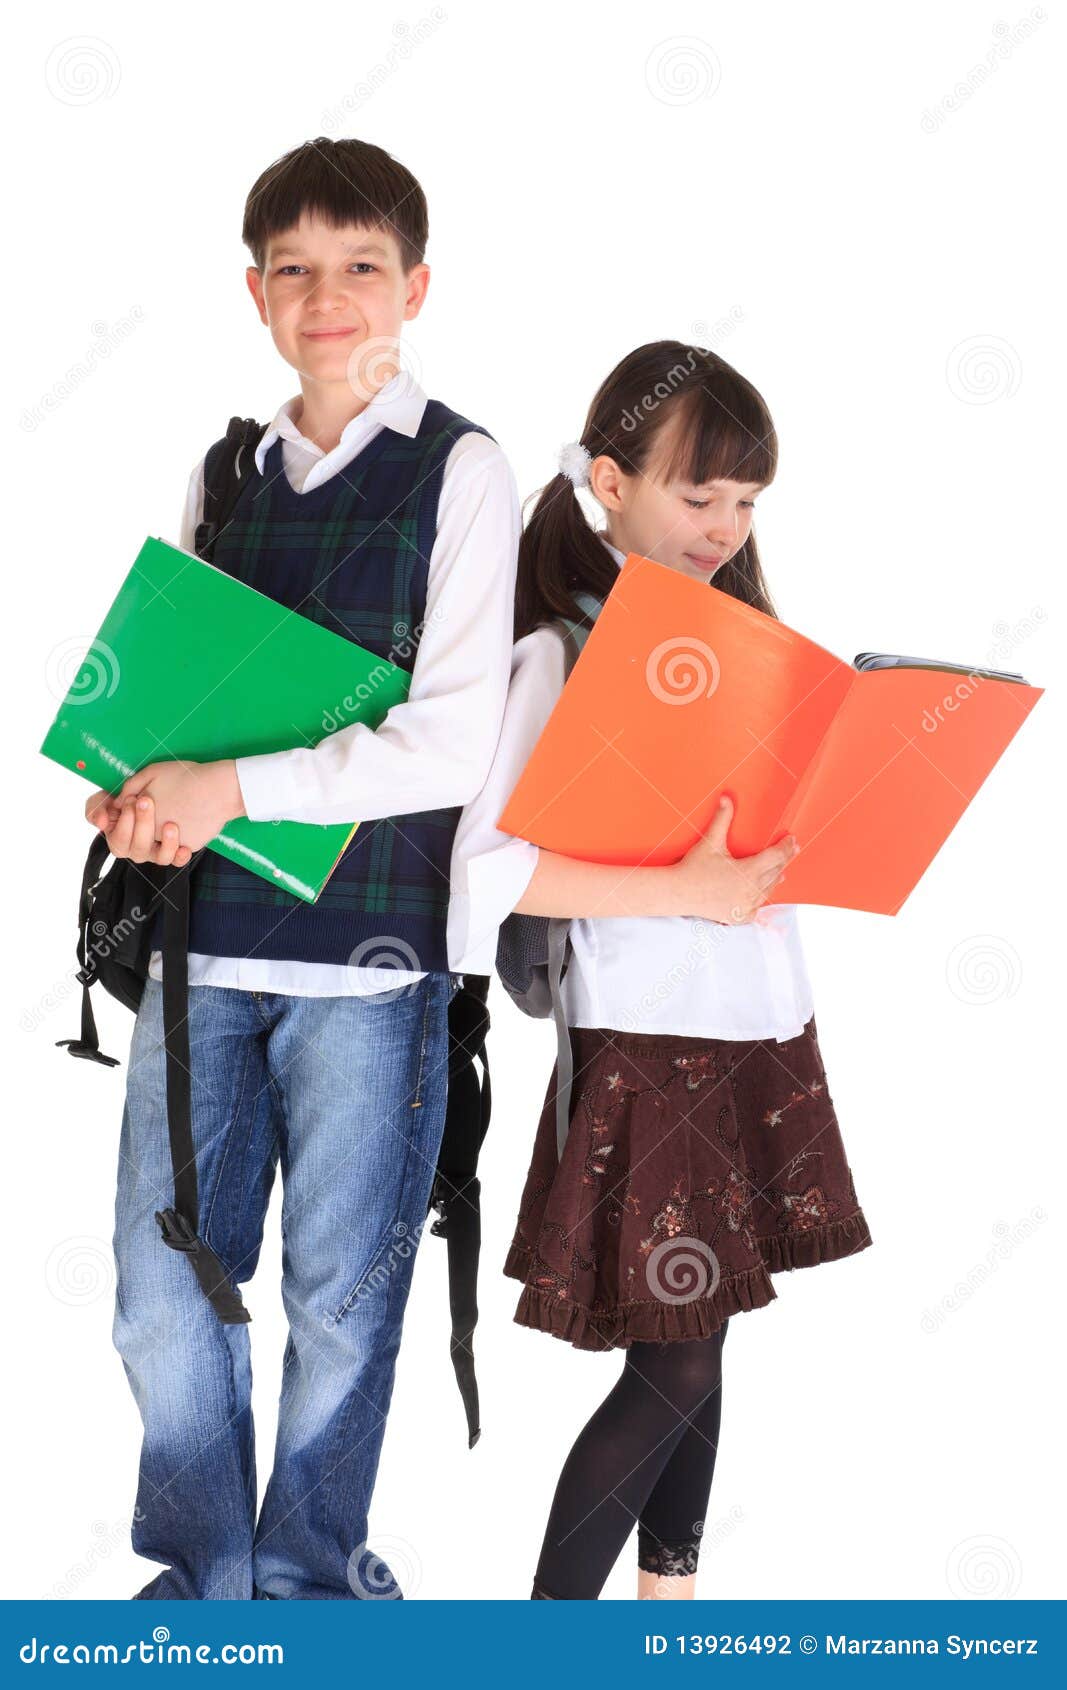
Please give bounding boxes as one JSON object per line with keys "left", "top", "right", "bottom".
{"left": 447, "top": 626, "right": 566, "bottom": 976}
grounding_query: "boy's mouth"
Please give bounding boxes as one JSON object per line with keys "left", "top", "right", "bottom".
{"left": 302, "top": 327, "right": 359, "bottom": 340}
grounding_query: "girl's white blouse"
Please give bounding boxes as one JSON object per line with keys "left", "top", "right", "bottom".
{"left": 449, "top": 553, "right": 816, "bottom": 1043}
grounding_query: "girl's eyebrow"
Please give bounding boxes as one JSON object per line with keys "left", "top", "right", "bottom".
{"left": 687, "top": 478, "right": 764, "bottom": 492}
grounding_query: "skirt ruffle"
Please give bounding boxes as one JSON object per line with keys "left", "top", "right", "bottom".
{"left": 504, "top": 1018, "right": 873, "bottom": 1352}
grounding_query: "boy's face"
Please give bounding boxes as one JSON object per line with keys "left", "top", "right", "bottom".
{"left": 246, "top": 214, "right": 429, "bottom": 397}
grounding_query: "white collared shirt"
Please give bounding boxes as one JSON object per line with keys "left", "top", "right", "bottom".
{"left": 148, "top": 374, "right": 521, "bottom": 995}
{"left": 447, "top": 539, "right": 815, "bottom": 1040}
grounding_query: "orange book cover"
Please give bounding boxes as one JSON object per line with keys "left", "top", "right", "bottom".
{"left": 497, "top": 553, "right": 1044, "bottom": 916}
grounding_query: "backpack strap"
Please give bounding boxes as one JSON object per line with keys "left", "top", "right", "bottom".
{"left": 55, "top": 831, "right": 119, "bottom": 1066}
{"left": 429, "top": 974, "right": 492, "bottom": 1447}
{"left": 546, "top": 918, "right": 574, "bottom": 1159}
{"left": 546, "top": 591, "right": 603, "bottom": 1161}
{"left": 145, "top": 417, "right": 264, "bottom": 1325}
{"left": 193, "top": 416, "right": 268, "bottom": 562}
{"left": 153, "top": 855, "right": 251, "bottom": 1326}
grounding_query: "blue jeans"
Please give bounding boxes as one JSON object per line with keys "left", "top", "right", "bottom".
{"left": 111, "top": 972, "right": 458, "bottom": 1600}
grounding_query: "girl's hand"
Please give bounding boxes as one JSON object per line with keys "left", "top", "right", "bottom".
{"left": 86, "top": 790, "right": 193, "bottom": 868}
{"left": 670, "top": 794, "right": 798, "bottom": 924}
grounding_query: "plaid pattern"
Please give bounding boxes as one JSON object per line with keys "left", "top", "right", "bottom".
{"left": 183, "top": 399, "right": 493, "bottom": 972}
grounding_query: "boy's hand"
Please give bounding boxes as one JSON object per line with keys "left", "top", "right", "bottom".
{"left": 84, "top": 759, "right": 245, "bottom": 863}
{"left": 85, "top": 790, "right": 191, "bottom": 867}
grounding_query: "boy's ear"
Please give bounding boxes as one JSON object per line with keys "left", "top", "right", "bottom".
{"left": 245, "top": 266, "right": 269, "bottom": 327}
{"left": 402, "top": 262, "right": 431, "bottom": 322}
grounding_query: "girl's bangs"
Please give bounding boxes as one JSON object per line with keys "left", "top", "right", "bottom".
{"left": 655, "top": 379, "right": 777, "bottom": 491}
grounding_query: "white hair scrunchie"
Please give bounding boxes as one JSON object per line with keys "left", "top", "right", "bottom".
{"left": 558, "top": 441, "right": 592, "bottom": 490}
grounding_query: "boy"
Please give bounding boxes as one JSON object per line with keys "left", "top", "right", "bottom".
{"left": 85, "top": 136, "right": 520, "bottom": 1600}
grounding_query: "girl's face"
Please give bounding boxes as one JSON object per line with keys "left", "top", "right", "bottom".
{"left": 589, "top": 438, "right": 763, "bottom": 583}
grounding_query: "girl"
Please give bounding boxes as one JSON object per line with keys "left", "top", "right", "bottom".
{"left": 452, "top": 342, "right": 872, "bottom": 1600}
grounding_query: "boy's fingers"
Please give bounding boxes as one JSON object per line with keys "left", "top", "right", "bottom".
{"left": 129, "top": 797, "right": 157, "bottom": 862}
{"left": 106, "top": 801, "right": 135, "bottom": 858}
{"left": 84, "top": 789, "right": 113, "bottom": 828}
{"left": 152, "top": 821, "right": 181, "bottom": 868}
{"left": 173, "top": 845, "right": 192, "bottom": 869}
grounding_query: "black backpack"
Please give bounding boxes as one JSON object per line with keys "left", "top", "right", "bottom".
{"left": 59, "top": 416, "right": 491, "bottom": 1445}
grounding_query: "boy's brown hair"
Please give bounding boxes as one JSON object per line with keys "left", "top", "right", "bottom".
{"left": 242, "top": 136, "right": 428, "bottom": 274}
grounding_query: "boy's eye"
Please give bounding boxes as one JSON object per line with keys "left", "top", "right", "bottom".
{"left": 275, "top": 262, "right": 377, "bottom": 276}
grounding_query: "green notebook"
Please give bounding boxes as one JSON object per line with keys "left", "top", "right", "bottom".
{"left": 41, "top": 536, "right": 411, "bottom": 903}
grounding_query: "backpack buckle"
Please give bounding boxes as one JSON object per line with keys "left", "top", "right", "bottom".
{"left": 154, "top": 1208, "right": 200, "bottom": 1253}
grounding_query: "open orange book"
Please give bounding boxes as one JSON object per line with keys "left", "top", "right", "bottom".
{"left": 497, "top": 553, "right": 1044, "bottom": 916}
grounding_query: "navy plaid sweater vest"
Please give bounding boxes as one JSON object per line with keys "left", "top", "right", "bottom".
{"left": 179, "top": 398, "right": 492, "bottom": 973}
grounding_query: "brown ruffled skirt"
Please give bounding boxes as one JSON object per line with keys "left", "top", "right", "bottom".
{"left": 504, "top": 1015, "right": 872, "bottom": 1351}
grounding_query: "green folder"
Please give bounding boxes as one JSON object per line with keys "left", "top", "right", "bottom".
{"left": 41, "top": 536, "right": 411, "bottom": 903}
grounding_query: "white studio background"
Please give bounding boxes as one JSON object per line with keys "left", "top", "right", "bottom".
{"left": 4, "top": 0, "right": 1063, "bottom": 1602}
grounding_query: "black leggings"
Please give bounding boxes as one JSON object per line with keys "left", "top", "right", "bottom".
{"left": 532, "top": 1321, "right": 728, "bottom": 1599}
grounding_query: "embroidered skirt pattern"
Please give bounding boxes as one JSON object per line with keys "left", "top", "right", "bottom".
{"left": 504, "top": 1015, "right": 872, "bottom": 1351}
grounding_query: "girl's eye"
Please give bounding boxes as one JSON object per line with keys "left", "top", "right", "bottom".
{"left": 684, "top": 496, "right": 757, "bottom": 510}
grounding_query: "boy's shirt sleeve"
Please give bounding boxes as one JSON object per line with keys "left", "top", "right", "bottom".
{"left": 233, "top": 431, "right": 522, "bottom": 825}
{"left": 446, "top": 627, "right": 565, "bottom": 977}
{"left": 179, "top": 455, "right": 206, "bottom": 557}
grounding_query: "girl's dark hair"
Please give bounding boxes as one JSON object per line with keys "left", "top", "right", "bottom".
{"left": 516, "top": 341, "right": 779, "bottom": 639}
{"left": 242, "top": 137, "right": 428, "bottom": 274}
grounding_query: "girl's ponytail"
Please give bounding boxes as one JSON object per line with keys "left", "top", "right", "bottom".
{"left": 515, "top": 470, "right": 618, "bottom": 640}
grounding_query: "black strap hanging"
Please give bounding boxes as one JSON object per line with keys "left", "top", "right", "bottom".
{"left": 430, "top": 974, "right": 492, "bottom": 1447}
{"left": 56, "top": 832, "right": 118, "bottom": 1066}
{"left": 153, "top": 857, "right": 250, "bottom": 1326}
